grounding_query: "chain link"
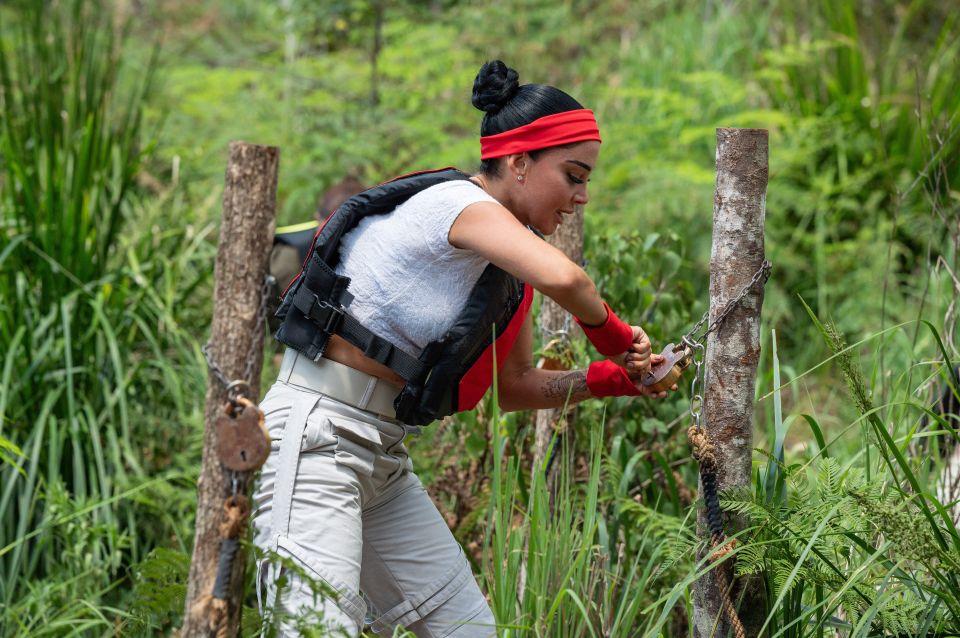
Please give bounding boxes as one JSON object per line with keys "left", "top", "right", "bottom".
{"left": 202, "top": 273, "right": 276, "bottom": 403}
{"left": 683, "top": 260, "right": 772, "bottom": 346}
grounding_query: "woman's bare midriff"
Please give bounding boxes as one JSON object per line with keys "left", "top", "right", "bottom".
{"left": 322, "top": 335, "right": 406, "bottom": 388}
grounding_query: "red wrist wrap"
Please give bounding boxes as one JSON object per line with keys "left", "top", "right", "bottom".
{"left": 576, "top": 302, "right": 633, "bottom": 356}
{"left": 586, "top": 360, "right": 643, "bottom": 398}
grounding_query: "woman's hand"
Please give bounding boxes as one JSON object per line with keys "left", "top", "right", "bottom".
{"left": 625, "top": 352, "right": 678, "bottom": 398}
{"left": 626, "top": 328, "right": 679, "bottom": 399}
{"left": 608, "top": 325, "right": 654, "bottom": 374}
{"left": 628, "top": 325, "right": 652, "bottom": 369}
{"left": 638, "top": 384, "right": 676, "bottom": 399}
{"left": 607, "top": 326, "right": 663, "bottom": 376}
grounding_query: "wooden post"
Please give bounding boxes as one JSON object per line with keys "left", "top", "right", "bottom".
{"left": 692, "top": 128, "right": 768, "bottom": 638}
{"left": 532, "top": 204, "right": 585, "bottom": 493}
{"left": 183, "top": 142, "right": 279, "bottom": 638}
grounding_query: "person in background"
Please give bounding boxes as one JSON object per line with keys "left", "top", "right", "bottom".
{"left": 268, "top": 176, "right": 367, "bottom": 332}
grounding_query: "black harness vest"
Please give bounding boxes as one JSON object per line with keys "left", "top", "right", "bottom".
{"left": 274, "top": 168, "right": 533, "bottom": 425}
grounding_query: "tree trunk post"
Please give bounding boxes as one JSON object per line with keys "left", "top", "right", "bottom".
{"left": 532, "top": 204, "right": 585, "bottom": 495}
{"left": 183, "top": 142, "right": 279, "bottom": 638}
{"left": 692, "top": 128, "right": 768, "bottom": 638}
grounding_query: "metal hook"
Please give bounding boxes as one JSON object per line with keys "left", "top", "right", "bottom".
{"left": 225, "top": 379, "right": 250, "bottom": 400}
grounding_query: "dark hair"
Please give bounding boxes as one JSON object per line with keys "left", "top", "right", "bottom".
{"left": 315, "top": 175, "right": 366, "bottom": 221}
{"left": 471, "top": 60, "right": 583, "bottom": 177}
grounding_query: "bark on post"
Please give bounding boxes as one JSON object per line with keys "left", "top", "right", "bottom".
{"left": 183, "top": 142, "right": 279, "bottom": 638}
{"left": 532, "top": 204, "right": 585, "bottom": 494}
{"left": 692, "top": 128, "right": 768, "bottom": 638}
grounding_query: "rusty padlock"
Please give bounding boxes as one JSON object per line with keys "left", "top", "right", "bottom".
{"left": 215, "top": 396, "right": 271, "bottom": 472}
{"left": 642, "top": 342, "right": 693, "bottom": 393}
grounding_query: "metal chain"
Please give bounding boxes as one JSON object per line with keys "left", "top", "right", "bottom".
{"left": 202, "top": 273, "right": 276, "bottom": 402}
{"left": 540, "top": 312, "right": 573, "bottom": 346}
{"left": 682, "top": 260, "right": 771, "bottom": 431}
{"left": 683, "top": 260, "right": 772, "bottom": 346}
{"left": 684, "top": 336, "right": 706, "bottom": 431}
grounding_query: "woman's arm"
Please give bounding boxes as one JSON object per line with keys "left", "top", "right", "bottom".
{"left": 496, "top": 314, "right": 669, "bottom": 412}
{"left": 497, "top": 315, "right": 591, "bottom": 411}
{"left": 449, "top": 201, "right": 608, "bottom": 325}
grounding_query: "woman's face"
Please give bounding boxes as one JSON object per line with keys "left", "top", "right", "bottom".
{"left": 511, "top": 140, "right": 599, "bottom": 236}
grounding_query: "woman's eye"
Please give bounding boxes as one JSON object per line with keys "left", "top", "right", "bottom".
{"left": 567, "top": 174, "right": 584, "bottom": 185}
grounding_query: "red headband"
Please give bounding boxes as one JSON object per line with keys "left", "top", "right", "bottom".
{"left": 479, "top": 109, "right": 601, "bottom": 160}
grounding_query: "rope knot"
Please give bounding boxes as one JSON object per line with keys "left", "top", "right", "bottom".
{"left": 709, "top": 536, "right": 739, "bottom": 562}
{"left": 687, "top": 426, "right": 718, "bottom": 471}
{"left": 220, "top": 495, "right": 250, "bottom": 539}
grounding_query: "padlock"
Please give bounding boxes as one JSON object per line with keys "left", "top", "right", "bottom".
{"left": 642, "top": 342, "right": 693, "bottom": 393}
{"left": 215, "top": 396, "right": 271, "bottom": 472}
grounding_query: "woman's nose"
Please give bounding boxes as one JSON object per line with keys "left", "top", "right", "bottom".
{"left": 573, "top": 186, "right": 589, "bottom": 206}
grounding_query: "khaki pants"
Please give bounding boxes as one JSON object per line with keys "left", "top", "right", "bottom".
{"left": 251, "top": 380, "right": 496, "bottom": 637}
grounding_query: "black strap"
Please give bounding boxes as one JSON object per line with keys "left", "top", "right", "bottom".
{"left": 292, "top": 286, "right": 426, "bottom": 381}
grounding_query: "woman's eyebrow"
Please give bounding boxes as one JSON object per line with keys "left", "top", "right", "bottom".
{"left": 565, "top": 159, "right": 593, "bottom": 172}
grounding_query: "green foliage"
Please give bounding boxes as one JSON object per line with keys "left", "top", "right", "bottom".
{"left": 124, "top": 547, "right": 190, "bottom": 633}
{"left": 723, "top": 456, "right": 959, "bottom": 636}
{"left": 484, "top": 402, "right": 679, "bottom": 636}
{"left": 0, "top": 0, "right": 209, "bottom": 632}
{"left": 712, "top": 308, "right": 960, "bottom": 637}
{"left": 1, "top": 0, "right": 959, "bottom": 634}
{"left": 758, "top": 3, "right": 960, "bottom": 360}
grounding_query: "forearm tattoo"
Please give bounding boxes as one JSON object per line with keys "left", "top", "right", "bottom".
{"left": 542, "top": 370, "right": 588, "bottom": 400}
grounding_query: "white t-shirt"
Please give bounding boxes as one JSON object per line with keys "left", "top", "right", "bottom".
{"left": 335, "top": 179, "right": 499, "bottom": 356}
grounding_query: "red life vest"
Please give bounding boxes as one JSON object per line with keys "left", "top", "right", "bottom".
{"left": 274, "top": 168, "right": 534, "bottom": 425}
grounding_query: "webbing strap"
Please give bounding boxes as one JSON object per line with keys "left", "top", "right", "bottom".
{"left": 270, "top": 394, "right": 321, "bottom": 547}
{"left": 262, "top": 394, "right": 320, "bottom": 636}
{"left": 292, "top": 286, "right": 426, "bottom": 381}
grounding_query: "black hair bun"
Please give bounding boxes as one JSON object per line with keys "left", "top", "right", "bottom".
{"left": 471, "top": 60, "right": 520, "bottom": 114}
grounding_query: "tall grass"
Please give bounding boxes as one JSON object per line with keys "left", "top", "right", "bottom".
{"left": 716, "top": 315, "right": 960, "bottom": 637}
{"left": 480, "top": 359, "right": 689, "bottom": 637}
{"left": 0, "top": 1, "right": 209, "bottom": 632}
{"left": 758, "top": 1, "right": 960, "bottom": 358}
{"left": 473, "top": 309, "right": 959, "bottom": 637}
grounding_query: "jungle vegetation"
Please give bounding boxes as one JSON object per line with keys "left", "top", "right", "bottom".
{"left": 0, "top": 0, "right": 957, "bottom": 636}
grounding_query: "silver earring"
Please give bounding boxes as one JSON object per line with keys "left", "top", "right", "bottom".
{"left": 517, "top": 175, "right": 523, "bottom": 182}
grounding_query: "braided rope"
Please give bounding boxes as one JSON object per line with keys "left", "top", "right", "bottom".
{"left": 688, "top": 426, "right": 746, "bottom": 638}
{"left": 190, "top": 493, "right": 253, "bottom": 633}
{"left": 191, "top": 595, "right": 229, "bottom": 638}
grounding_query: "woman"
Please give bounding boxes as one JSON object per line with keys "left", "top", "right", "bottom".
{"left": 253, "top": 60, "right": 673, "bottom": 637}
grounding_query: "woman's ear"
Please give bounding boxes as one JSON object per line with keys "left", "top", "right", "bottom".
{"left": 504, "top": 153, "right": 528, "bottom": 180}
